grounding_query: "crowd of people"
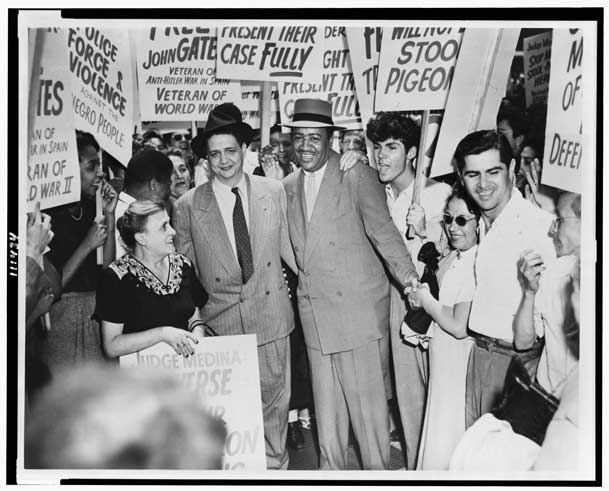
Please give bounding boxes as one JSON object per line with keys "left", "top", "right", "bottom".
{"left": 25, "top": 94, "right": 582, "bottom": 472}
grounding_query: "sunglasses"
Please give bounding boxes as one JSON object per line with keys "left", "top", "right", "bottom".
{"left": 443, "top": 214, "right": 477, "bottom": 226}
{"left": 172, "top": 133, "right": 191, "bottom": 141}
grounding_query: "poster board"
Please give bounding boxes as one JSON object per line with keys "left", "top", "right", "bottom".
{"left": 375, "top": 26, "right": 463, "bottom": 111}
{"left": 216, "top": 25, "right": 324, "bottom": 83}
{"left": 542, "top": 29, "right": 583, "bottom": 193}
{"left": 27, "top": 28, "right": 81, "bottom": 211}
{"left": 523, "top": 31, "right": 552, "bottom": 107}
{"left": 278, "top": 26, "right": 362, "bottom": 130}
{"left": 120, "top": 334, "right": 266, "bottom": 471}
{"left": 240, "top": 82, "right": 279, "bottom": 129}
{"left": 135, "top": 27, "right": 240, "bottom": 122}
{"left": 66, "top": 27, "right": 135, "bottom": 165}
{"left": 431, "top": 28, "right": 519, "bottom": 177}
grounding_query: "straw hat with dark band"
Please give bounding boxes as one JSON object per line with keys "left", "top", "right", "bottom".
{"left": 282, "top": 98, "right": 345, "bottom": 131}
{"left": 191, "top": 103, "right": 253, "bottom": 158}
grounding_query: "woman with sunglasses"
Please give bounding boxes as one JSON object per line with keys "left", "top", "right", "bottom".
{"left": 407, "top": 186, "right": 480, "bottom": 470}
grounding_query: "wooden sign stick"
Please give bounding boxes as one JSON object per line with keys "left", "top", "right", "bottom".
{"left": 406, "top": 110, "right": 430, "bottom": 240}
{"left": 96, "top": 150, "right": 104, "bottom": 265}
{"left": 260, "top": 82, "right": 272, "bottom": 148}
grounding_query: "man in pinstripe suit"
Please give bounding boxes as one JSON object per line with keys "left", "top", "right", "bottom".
{"left": 173, "top": 103, "right": 297, "bottom": 470}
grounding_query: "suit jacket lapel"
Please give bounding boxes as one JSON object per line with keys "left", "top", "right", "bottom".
{"left": 246, "top": 175, "right": 271, "bottom": 271}
{"left": 304, "top": 158, "right": 342, "bottom": 266}
{"left": 194, "top": 182, "right": 240, "bottom": 275}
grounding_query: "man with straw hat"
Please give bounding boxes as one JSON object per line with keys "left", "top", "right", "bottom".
{"left": 282, "top": 98, "right": 418, "bottom": 470}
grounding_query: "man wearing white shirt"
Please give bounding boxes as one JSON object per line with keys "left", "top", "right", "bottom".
{"left": 114, "top": 149, "right": 173, "bottom": 258}
{"left": 367, "top": 112, "right": 451, "bottom": 469}
{"left": 454, "top": 130, "right": 556, "bottom": 429}
{"left": 173, "top": 103, "right": 296, "bottom": 470}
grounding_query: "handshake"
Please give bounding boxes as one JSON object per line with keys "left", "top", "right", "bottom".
{"left": 404, "top": 278, "right": 431, "bottom": 310}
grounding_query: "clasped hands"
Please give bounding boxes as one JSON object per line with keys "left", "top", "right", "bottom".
{"left": 403, "top": 278, "right": 431, "bottom": 310}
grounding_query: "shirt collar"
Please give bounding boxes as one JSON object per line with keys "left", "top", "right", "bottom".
{"left": 302, "top": 161, "right": 328, "bottom": 180}
{"left": 119, "top": 191, "right": 136, "bottom": 204}
{"left": 479, "top": 187, "right": 522, "bottom": 235}
{"left": 385, "top": 179, "right": 414, "bottom": 201}
{"left": 212, "top": 174, "right": 247, "bottom": 196}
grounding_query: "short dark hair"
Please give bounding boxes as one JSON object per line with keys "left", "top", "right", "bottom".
{"left": 142, "top": 130, "right": 164, "bottom": 142}
{"left": 124, "top": 149, "right": 174, "bottom": 189}
{"left": 445, "top": 184, "right": 481, "bottom": 219}
{"left": 454, "top": 130, "right": 514, "bottom": 174}
{"left": 496, "top": 104, "right": 528, "bottom": 138}
{"left": 75, "top": 130, "right": 100, "bottom": 157}
{"left": 366, "top": 112, "right": 420, "bottom": 152}
{"left": 270, "top": 123, "right": 283, "bottom": 135}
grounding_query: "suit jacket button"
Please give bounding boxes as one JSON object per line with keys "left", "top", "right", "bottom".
{"left": 216, "top": 277, "right": 221, "bottom": 282}
{"left": 265, "top": 291, "right": 270, "bottom": 295}
{"left": 329, "top": 241, "right": 335, "bottom": 246}
{"left": 294, "top": 246, "right": 299, "bottom": 252}
{"left": 336, "top": 291, "right": 342, "bottom": 296}
{"left": 240, "top": 298, "right": 245, "bottom": 303}
{"left": 267, "top": 262, "right": 271, "bottom": 267}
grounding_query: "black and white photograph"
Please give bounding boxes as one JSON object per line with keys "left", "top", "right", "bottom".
{"left": 5, "top": 4, "right": 601, "bottom": 486}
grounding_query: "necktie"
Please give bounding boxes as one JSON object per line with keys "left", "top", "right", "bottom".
{"left": 231, "top": 187, "right": 254, "bottom": 283}
{"left": 304, "top": 172, "right": 316, "bottom": 222}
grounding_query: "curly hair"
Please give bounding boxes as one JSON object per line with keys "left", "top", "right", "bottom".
{"left": 366, "top": 112, "right": 420, "bottom": 151}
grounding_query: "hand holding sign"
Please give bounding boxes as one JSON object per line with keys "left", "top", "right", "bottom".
{"left": 406, "top": 202, "right": 427, "bottom": 239}
{"left": 26, "top": 202, "right": 54, "bottom": 266}
{"left": 162, "top": 326, "right": 199, "bottom": 357}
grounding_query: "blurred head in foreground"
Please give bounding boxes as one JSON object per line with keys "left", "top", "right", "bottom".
{"left": 25, "top": 364, "right": 226, "bottom": 469}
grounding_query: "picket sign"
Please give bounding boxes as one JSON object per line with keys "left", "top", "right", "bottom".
{"left": 523, "top": 31, "right": 552, "bottom": 107}
{"left": 541, "top": 29, "right": 583, "bottom": 193}
{"left": 120, "top": 334, "right": 266, "bottom": 470}
{"left": 406, "top": 110, "right": 430, "bottom": 240}
{"left": 431, "top": 28, "right": 520, "bottom": 178}
{"left": 27, "top": 28, "right": 81, "bottom": 211}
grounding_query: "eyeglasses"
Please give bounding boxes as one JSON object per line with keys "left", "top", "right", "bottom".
{"left": 443, "top": 214, "right": 477, "bottom": 226}
{"left": 172, "top": 133, "right": 191, "bottom": 141}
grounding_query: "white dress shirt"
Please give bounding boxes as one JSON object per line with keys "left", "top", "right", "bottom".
{"left": 468, "top": 190, "right": 556, "bottom": 341}
{"left": 534, "top": 254, "right": 579, "bottom": 396}
{"left": 212, "top": 175, "right": 250, "bottom": 261}
{"left": 302, "top": 163, "right": 328, "bottom": 221}
{"left": 114, "top": 191, "right": 136, "bottom": 259}
{"left": 386, "top": 178, "right": 451, "bottom": 277}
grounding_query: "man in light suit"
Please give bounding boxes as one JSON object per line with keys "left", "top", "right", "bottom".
{"left": 282, "top": 99, "right": 419, "bottom": 470}
{"left": 173, "top": 103, "right": 296, "bottom": 470}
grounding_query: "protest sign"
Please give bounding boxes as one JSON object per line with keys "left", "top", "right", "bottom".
{"left": 523, "top": 31, "right": 552, "bottom": 107}
{"left": 66, "top": 27, "right": 134, "bottom": 165}
{"left": 28, "top": 28, "right": 80, "bottom": 211}
{"left": 278, "top": 26, "right": 362, "bottom": 130}
{"left": 542, "top": 29, "right": 582, "bottom": 193}
{"left": 346, "top": 26, "right": 382, "bottom": 130}
{"left": 135, "top": 27, "right": 240, "bottom": 122}
{"left": 216, "top": 25, "right": 324, "bottom": 83}
{"left": 240, "top": 81, "right": 279, "bottom": 129}
{"left": 375, "top": 26, "right": 464, "bottom": 111}
{"left": 120, "top": 334, "right": 266, "bottom": 471}
{"left": 431, "top": 28, "right": 519, "bottom": 177}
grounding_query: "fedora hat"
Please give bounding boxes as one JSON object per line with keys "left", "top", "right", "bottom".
{"left": 191, "top": 103, "right": 253, "bottom": 158}
{"left": 282, "top": 98, "right": 345, "bottom": 131}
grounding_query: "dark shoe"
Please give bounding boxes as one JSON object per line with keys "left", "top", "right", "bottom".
{"left": 287, "top": 421, "right": 305, "bottom": 450}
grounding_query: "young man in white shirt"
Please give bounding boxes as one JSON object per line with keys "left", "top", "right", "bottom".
{"left": 366, "top": 112, "right": 451, "bottom": 469}
{"left": 454, "top": 129, "right": 556, "bottom": 429}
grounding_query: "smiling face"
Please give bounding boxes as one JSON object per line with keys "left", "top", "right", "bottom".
{"left": 270, "top": 132, "right": 294, "bottom": 165}
{"left": 171, "top": 131, "right": 191, "bottom": 151}
{"left": 207, "top": 133, "right": 246, "bottom": 187}
{"left": 137, "top": 210, "right": 176, "bottom": 258}
{"left": 444, "top": 197, "right": 478, "bottom": 252}
{"left": 292, "top": 128, "right": 331, "bottom": 172}
{"left": 169, "top": 155, "right": 192, "bottom": 199}
{"left": 79, "top": 144, "right": 102, "bottom": 200}
{"left": 460, "top": 148, "right": 514, "bottom": 223}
